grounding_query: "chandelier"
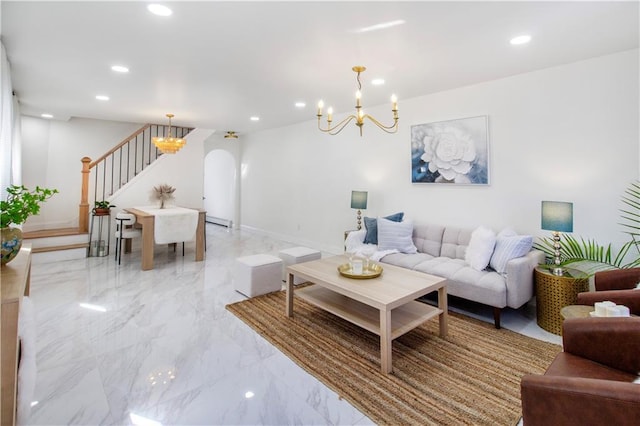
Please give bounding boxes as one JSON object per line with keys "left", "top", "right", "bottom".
{"left": 317, "top": 66, "right": 398, "bottom": 136}
{"left": 153, "top": 114, "right": 186, "bottom": 154}
{"left": 224, "top": 131, "right": 238, "bottom": 139}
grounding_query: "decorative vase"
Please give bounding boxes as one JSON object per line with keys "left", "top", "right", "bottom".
{"left": 160, "top": 199, "right": 165, "bottom": 209}
{"left": 1, "top": 227, "right": 23, "bottom": 265}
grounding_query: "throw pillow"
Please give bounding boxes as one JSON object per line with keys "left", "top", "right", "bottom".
{"left": 465, "top": 226, "right": 496, "bottom": 271}
{"left": 490, "top": 229, "right": 533, "bottom": 274}
{"left": 363, "top": 212, "right": 404, "bottom": 245}
{"left": 377, "top": 218, "right": 417, "bottom": 254}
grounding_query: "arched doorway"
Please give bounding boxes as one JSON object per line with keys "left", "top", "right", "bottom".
{"left": 204, "top": 149, "right": 236, "bottom": 227}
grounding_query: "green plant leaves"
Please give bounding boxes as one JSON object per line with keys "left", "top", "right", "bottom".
{"left": 1, "top": 185, "right": 58, "bottom": 228}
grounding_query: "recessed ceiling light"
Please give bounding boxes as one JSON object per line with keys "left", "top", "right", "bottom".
{"left": 250, "top": 116, "right": 260, "bottom": 121}
{"left": 355, "top": 20, "right": 405, "bottom": 34}
{"left": 371, "top": 78, "right": 385, "bottom": 86}
{"left": 147, "top": 4, "right": 172, "bottom": 16}
{"left": 295, "top": 102, "right": 306, "bottom": 108}
{"left": 41, "top": 113, "right": 53, "bottom": 119}
{"left": 510, "top": 35, "right": 532, "bottom": 45}
{"left": 111, "top": 65, "right": 129, "bottom": 73}
{"left": 96, "top": 95, "right": 110, "bottom": 101}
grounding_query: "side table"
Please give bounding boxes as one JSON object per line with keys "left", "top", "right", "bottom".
{"left": 88, "top": 210, "right": 111, "bottom": 257}
{"left": 535, "top": 267, "right": 589, "bottom": 335}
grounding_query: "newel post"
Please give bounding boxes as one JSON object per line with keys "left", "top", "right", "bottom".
{"left": 79, "top": 156, "right": 91, "bottom": 232}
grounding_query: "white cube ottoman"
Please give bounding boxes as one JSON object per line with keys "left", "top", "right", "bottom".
{"left": 235, "top": 254, "right": 283, "bottom": 297}
{"left": 279, "top": 246, "right": 322, "bottom": 285}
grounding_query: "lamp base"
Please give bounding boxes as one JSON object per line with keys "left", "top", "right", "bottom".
{"left": 356, "top": 210, "right": 362, "bottom": 230}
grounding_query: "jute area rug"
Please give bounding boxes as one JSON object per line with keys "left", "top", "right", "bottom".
{"left": 226, "top": 288, "right": 561, "bottom": 425}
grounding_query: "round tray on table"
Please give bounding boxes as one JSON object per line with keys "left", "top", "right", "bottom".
{"left": 337, "top": 263, "right": 383, "bottom": 279}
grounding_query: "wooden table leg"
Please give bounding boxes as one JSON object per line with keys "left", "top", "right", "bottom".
{"left": 140, "top": 215, "right": 154, "bottom": 271}
{"left": 438, "top": 286, "right": 448, "bottom": 338}
{"left": 195, "top": 211, "right": 205, "bottom": 261}
{"left": 380, "top": 309, "right": 392, "bottom": 373}
{"left": 286, "top": 272, "right": 294, "bottom": 317}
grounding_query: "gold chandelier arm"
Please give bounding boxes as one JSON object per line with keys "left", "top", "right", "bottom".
{"left": 363, "top": 114, "right": 399, "bottom": 133}
{"left": 317, "top": 115, "right": 356, "bottom": 135}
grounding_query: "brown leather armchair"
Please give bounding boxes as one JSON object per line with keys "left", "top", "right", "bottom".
{"left": 521, "top": 317, "right": 640, "bottom": 425}
{"left": 576, "top": 268, "right": 640, "bottom": 315}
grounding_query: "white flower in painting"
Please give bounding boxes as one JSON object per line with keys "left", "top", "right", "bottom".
{"left": 420, "top": 124, "right": 477, "bottom": 182}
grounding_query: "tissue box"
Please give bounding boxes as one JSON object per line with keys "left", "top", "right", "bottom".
{"left": 592, "top": 301, "right": 631, "bottom": 317}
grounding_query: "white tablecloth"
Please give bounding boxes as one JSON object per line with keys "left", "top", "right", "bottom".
{"left": 134, "top": 206, "right": 199, "bottom": 244}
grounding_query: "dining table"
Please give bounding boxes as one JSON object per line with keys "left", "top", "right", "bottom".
{"left": 124, "top": 206, "right": 206, "bottom": 271}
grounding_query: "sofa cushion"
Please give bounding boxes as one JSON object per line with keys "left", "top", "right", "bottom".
{"left": 363, "top": 212, "right": 404, "bottom": 245}
{"left": 465, "top": 226, "right": 496, "bottom": 271}
{"left": 377, "top": 218, "right": 417, "bottom": 254}
{"left": 380, "top": 252, "right": 433, "bottom": 269}
{"left": 412, "top": 223, "right": 445, "bottom": 257}
{"left": 440, "top": 227, "right": 472, "bottom": 260}
{"left": 412, "top": 257, "right": 507, "bottom": 307}
{"left": 490, "top": 229, "right": 533, "bottom": 274}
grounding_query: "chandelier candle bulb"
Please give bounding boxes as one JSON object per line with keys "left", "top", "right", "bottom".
{"left": 327, "top": 107, "right": 333, "bottom": 122}
{"left": 391, "top": 94, "right": 398, "bottom": 111}
{"left": 356, "top": 90, "right": 362, "bottom": 107}
{"left": 317, "top": 101, "right": 324, "bottom": 117}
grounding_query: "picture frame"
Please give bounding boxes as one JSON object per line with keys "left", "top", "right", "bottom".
{"left": 411, "top": 115, "right": 489, "bottom": 185}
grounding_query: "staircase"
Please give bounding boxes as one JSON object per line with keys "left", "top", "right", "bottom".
{"left": 24, "top": 122, "right": 194, "bottom": 263}
{"left": 23, "top": 227, "right": 89, "bottom": 264}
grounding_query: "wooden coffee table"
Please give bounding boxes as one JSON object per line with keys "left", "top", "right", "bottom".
{"left": 285, "top": 255, "right": 448, "bottom": 374}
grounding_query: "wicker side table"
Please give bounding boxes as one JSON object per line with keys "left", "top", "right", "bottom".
{"left": 535, "top": 267, "right": 589, "bottom": 335}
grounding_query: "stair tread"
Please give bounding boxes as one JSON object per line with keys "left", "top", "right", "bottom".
{"left": 23, "top": 227, "right": 87, "bottom": 239}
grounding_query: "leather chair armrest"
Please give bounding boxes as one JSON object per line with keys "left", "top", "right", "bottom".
{"left": 521, "top": 375, "right": 640, "bottom": 426}
{"left": 594, "top": 268, "right": 640, "bottom": 291}
{"left": 577, "top": 289, "right": 640, "bottom": 315}
{"left": 562, "top": 318, "right": 640, "bottom": 374}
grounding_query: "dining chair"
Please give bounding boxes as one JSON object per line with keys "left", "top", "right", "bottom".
{"left": 114, "top": 212, "right": 142, "bottom": 265}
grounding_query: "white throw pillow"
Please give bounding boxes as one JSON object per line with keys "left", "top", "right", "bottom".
{"left": 490, "top": 229, "right": 533, "bottom": 274}
{"left": 465, "top": 226, "right": 496, "bottom": 271}
{"left": 377, "top": 218, "right": 418, "bottom": 254}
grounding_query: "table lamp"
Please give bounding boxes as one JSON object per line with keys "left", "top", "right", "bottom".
{"left": 541, "top": 201, "right": 573, "bottom": 276}
{"left": 350, "top": 191, "right": 368, "bottom": 230}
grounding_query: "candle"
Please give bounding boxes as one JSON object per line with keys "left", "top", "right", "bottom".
{"left": 391, "top": 94, "right": 398, "bottom": 111}
{"left": 356, "top": 90, "right": 362, "bottom": 107}
{"left": 317, "top": 100, "right": 324, "bottom": 116}
{"left": 327, "top": 107, "right": 333, "bottom": 122}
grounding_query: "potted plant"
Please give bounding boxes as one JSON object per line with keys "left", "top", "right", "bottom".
{"left": 1, "top": 185, "right": 58, "bottom": 265}
{"left": 93, "top": 200, "right": 115, "bottom": 216}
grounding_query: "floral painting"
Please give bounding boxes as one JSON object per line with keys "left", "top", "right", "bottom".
{"left": 411, "top": 115, "right": 489, "bottom": 184}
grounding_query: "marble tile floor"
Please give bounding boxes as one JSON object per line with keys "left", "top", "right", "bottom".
{"left": 26, "top": 224, "right": 561, "bottom": 425}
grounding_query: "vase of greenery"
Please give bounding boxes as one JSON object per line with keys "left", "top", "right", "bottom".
{"left": 1, "top": 185, "right": 58, "bottom": 265}
{"left": 92, "top": 200, "right": 115, "bottom": 216}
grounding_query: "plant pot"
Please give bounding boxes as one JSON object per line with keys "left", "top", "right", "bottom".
{"left": 93, "top": 208, "right": 111, "bottom": 216}
{"left": 1, "top": 227, "right": 23, "bottom": 265}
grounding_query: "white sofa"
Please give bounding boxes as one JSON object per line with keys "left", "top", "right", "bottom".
{"left": 347, "top": 221, "right": 544, "bottom": 328}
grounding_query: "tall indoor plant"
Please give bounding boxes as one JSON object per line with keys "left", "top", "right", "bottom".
{"left": 1, "top": 185, "right": 58, "bottom": 264}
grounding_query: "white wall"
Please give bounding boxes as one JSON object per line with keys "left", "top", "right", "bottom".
{"left": 109, "top": 128, "right": 212, "bottom": 215}
{"left": 240, "top": 50, "right": 639, "bottom": 254}
{"left": 21, "top": 116, "right": 143, "bottom": 229}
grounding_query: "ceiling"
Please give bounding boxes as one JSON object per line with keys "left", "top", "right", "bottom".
{"left": 2, "top": 1, "right": 638, "bottom": 136}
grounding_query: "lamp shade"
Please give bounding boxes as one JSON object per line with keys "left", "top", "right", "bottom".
{"left": 541, "top": 201, "right": 573, "bottom": 232}
{"left": 350, "top": 191, "right": 368, "bottom": 210}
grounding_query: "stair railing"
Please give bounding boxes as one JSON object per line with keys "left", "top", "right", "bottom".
{"left": 79, "top": 123, "right": 193, "bottom": 232}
